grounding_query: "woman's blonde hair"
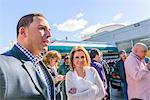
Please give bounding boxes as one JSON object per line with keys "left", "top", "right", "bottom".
{"left": 69, "top": 46, "right": 91, "bottom": 71}
{"left": 43, "top": 50, "right": 61, "bottom": 67}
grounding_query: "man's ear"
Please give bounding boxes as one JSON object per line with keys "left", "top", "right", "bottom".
{"left": 19, "top": 27, "right": 27, "bottom": 37}
{"left": 134, "top": 49, "right": 137, "bottom": 53}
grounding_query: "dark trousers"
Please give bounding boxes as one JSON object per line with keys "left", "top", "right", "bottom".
{"left": 106, "top": 75, "right": 110, "bottom": 100}
{"left": 56, "top": 92, "right": 61, "bottom": 100}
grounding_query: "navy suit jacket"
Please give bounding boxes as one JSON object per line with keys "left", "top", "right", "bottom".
{"left": 0, "top": 45, "right": 55, "bottom": 100}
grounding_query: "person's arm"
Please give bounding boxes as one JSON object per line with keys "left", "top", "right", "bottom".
{"left": 92, "top": 63, "right": 104, "bottom": 81}
{"left": 65, "top": 71, "right": 99, "bottom": 100}
{"left": 125, "top": 58, "right": 150, "bottom": 81}
{"left": 146, "top": 62, "right": 150, "bottom": 70}
{"left": 55, "top": 75, "right": 65, "bottom": 86}
{"left": 91, "top": 67, "right": 106, "bottom": 99}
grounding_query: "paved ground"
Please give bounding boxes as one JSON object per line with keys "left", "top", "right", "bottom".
{"left": 110, "top": 88, "right": 123, "bottom": 100}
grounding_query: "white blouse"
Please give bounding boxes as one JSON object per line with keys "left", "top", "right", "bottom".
{"left": 65, "top": 67, "right": 105, "bottom": 100}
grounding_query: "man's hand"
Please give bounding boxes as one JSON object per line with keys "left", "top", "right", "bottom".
{"left": 146, "top": 62, "right": 150, "bottom": 71}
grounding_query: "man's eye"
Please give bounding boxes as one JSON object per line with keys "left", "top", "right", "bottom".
{"left": 39, "top": 27, "right": 45, "bottom": 30}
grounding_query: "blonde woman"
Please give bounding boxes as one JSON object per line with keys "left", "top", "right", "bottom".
{"left": 65, "top": 46, "right": 105, "bottom": 100}
{"left": 43, "top": 50, "right": 64, "bottom": 100}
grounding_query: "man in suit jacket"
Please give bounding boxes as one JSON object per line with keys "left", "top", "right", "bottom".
{"left": 0, "top": 13, "right": 55, "bottom": 100}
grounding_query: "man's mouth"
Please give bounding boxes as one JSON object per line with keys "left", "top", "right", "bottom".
{"left": 42, "top": 40, "right": 49, "bottom": 46}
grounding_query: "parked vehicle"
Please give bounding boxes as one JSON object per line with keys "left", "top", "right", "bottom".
{"left": 109, "top": 63, "right": 121, "bottom": 89}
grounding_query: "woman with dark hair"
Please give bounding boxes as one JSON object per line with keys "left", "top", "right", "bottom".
{"left": 58, "top": 54, "right": 70, "bottom": 75}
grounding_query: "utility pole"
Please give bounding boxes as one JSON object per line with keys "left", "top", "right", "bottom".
{"left": 65, "top": 36, "right": 68, "bottom": 41}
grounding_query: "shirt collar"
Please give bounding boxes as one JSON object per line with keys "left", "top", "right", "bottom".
{"left": 15, "top": 43, "right": 42, "bottom": 66}
{"left": 131, "top": 52, "right": 142, "bottom": 61}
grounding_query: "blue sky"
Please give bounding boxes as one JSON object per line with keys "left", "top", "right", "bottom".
{"left": 0, "top": 0, "right": 150, "bottom": 53}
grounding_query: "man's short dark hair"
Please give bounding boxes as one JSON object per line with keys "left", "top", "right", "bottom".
{"left": 16, "top": 13, "right": 45, "bottom": 37}
{"left": 89, "top": 48, "right": 100, "bottom": 59}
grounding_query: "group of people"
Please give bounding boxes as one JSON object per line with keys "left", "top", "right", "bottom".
{"left": 115, "top": 43, "right": 150, "bottom": 100}
{"left": 0, "top": 13, "right": 150, "bottom": 100}
{"left": 42, "top": 46, "right": 110, "bottom": 100}
{"left": 0, "top": 13, "right": 107, "bottom": 100}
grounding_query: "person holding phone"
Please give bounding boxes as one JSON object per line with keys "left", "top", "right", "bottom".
{"left": 43, "top": 50, "right": 65, "bottom": 100}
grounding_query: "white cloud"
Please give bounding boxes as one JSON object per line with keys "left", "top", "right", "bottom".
{"left": 54, "top": 19, "right": 87, "bottom": 32}
{"left": 80, "top": 23, "right": 101, "bottom": 35}
{"left": 76, "top": 13, "right": 84, "bottom": 18}
{"left": 113, "top": 13, "right": 123, "bottom": 21}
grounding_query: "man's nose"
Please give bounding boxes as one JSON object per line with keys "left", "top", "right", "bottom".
{"left": 45, "top": 30, "right": 52, "bottom": 38}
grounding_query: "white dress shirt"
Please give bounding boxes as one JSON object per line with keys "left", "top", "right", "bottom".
{"left": 65, "top": 67, "right": 105, "bottom": 100}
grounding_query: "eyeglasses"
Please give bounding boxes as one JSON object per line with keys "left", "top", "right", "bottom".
{"left": 51, "top": 58, "right": 58, "bottom": 63}
{"left": 142, "top": 50, "right": 148, "bottom": 53}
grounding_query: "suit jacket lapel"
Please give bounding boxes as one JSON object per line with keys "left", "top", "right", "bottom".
{"left": 39, "top": 61, "right": 55, "bottom": 100}
{"left": 24, "top": 61, "right": 49, "bottom": 98}
{"left": 8, "top": 45, "right": 49, "bottom": 99}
